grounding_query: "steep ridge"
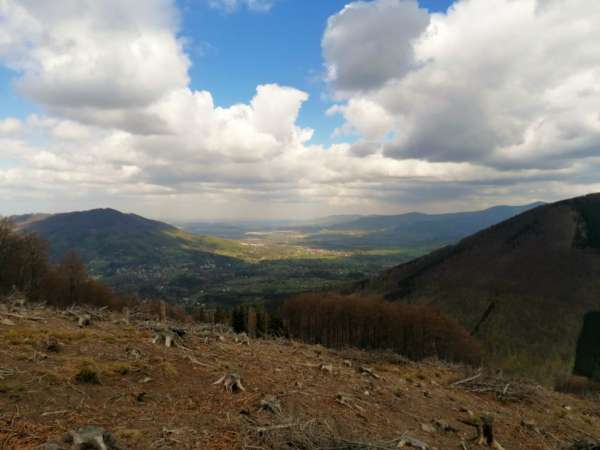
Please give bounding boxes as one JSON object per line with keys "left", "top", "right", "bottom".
{"left": 357, "top": 194, "right": 600, "bottom": 382}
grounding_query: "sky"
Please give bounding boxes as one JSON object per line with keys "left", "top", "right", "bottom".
{"left": 0, "top": 0, "right": 599, "bottom": 221}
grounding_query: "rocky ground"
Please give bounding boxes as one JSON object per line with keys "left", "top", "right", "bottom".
{"left": 1, "top": 302, "right": 599, "bottom": 450}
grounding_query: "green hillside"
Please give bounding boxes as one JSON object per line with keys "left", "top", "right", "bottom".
{"left": 16, "top": 209, "right": 372, "bottom": 305}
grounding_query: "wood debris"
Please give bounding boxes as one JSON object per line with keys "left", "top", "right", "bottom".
{"left": 259, "top": 395, "right": 282, "bottom": 415}
{"left": 360, "top": 366, "right": 381, "bottom": 379}
{"left": 397, "top": 434, "right": 429, "bottom": 449}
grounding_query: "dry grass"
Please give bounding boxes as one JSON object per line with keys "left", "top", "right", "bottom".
{"left": 1, "top": 306, "right": 600, "bottom": 449}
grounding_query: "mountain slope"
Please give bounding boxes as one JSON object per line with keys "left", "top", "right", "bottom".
{"left": 1, "top": 303, "right": 599, "bottom": 450}
{"left": 356, "top": 194, "right": 600, "bottom": 382}
{"left": 20, "top": 209, "right": 238, "bottom": 269}
{"left": 299, "top": 203, "right": 542, "bottom": 250}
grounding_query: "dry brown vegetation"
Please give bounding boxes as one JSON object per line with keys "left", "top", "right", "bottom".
{"left": 285, "top": 293, "right": 482, "bottom": 365}
{"left": 1, "top": 303, "right": 600, "bottom": 449}
{"left": 0, "top": 218, "right": 192, "bottom": 323}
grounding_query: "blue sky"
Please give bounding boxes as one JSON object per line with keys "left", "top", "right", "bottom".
{"left": 0, "top": 0, "right": 454, "bottom": 144}
{"left": 179, "top": 0, "right": 455, "bottom": 143}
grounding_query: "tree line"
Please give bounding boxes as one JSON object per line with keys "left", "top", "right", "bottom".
{"left": 0, "top": 219, "right": 109, "bottom": 307}
{"left": 0, "top": 219, "right": 188, "bottom": 319}
{"left": 284, "top": 293, "right": 481, "bottom": 364}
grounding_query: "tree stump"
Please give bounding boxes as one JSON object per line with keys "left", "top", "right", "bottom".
{"left": 65, "top": 426, "right": 119, "bottom": 450}
{"left": 78, "top": 314, "right": 91, "bottom": 328}
{"left": 152, "top": 330, "right": 176, "bottom": 348}
{"left": 460, "top": 414, "right": 504, "bottom": 449}
{"left": 214, "top": 373, "right": 245, "bottom": 393}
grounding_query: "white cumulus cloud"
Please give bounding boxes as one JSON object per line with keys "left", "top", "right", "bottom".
{"left": 1, "top": 0, "right": 599, "bottom": 219}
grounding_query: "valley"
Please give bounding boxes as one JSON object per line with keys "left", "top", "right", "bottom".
{"left": 11, "top": 203, "right": 537, "bottom": 308}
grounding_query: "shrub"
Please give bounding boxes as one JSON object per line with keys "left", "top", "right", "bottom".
{"left": 74, "top": 368, "right": 100, "bottom": 385}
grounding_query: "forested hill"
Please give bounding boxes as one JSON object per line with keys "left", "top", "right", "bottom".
{"left": 356, "top": 193, "right": 600, "bottom": 382}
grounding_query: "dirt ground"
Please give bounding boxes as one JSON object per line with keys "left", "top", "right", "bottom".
{"left": 1, "top": 304, "right": 599, "bottom": 450}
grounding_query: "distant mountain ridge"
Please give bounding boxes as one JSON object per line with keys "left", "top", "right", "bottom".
{"left": 356, "top": 193, "right": 600, "bottom": 382}
{"left": 298, "top": 203, "right": 543, "bottom": 250}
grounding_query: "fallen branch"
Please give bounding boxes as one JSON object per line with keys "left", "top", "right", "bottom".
{"left": 452, "top": 371, "right": 483, "bottom": 387}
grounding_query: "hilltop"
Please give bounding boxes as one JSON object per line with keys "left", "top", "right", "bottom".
{"left": 356, "top": 193, "right": 600, "bottom": 382}
{"left": 1, "top": 301, "right": 599, "bottom": 450}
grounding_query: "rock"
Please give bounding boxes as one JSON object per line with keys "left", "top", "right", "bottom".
{"left": 1, "top": 318, "right": 15, "bottom": 326}
{"left": 65, "top": 426, "right": 119, "bottom": 450}
{"left": 421, "top": 423, "right": 436, "bottom": 433}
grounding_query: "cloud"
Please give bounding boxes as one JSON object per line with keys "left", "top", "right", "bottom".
{"left": 0, "top": 0, "right": 189, "bottom": 129}
{"left": 1, "top": 0, "right": 599, "bottom": 220}
{"left": 323, "top": 0, "right": 430, "bottom": 95}
{"left": 0, "top": 118, "right": 22, "bottom": 135}
{"left": 326, "top": 0, "right": 600, "bottom": 173}
{"left": 208, "top": 0, "right": 274, "bottom": 13}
